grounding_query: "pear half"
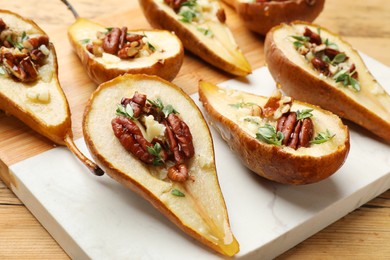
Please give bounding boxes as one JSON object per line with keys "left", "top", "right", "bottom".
{"left": 83, "top": 74, "right": 239, "bottom": 256}
{"left": 68, "top": 18, "right": 184, "bottom": 85}
{"left": 139, "top": 0, "right": 252, "bottom": 76}
{"left": 0, "top": 10, "right": 102, "bottom": 175}
{"left": 222, "top": 0, "right": 325, "bottom": 35}
{"left": 199, "top": 81, "right": 350, "bottom": 184}
{"left": 265, "top": 22, "right": 390, "bottom": 142}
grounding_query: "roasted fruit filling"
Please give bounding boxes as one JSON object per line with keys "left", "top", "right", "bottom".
{"left": 111, "top": 92, "right": 195, "bottom": 182}
{"left": 164, "top": 0, "right": 225, "bottom": 37}
{"left": 230, "top": 90, "right": 335, "bottom": 150}
{"left": 83, "top": 27, "right": 158, "bottom": 60}
{"left": 292, "top": 27, "right": 360, "bottom": 92}
{"left": 0, "top": 18, "right": 50, "bottom": 83}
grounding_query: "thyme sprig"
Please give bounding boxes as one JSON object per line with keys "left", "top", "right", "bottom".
{"left": 229, "top": 101, "right": 257, "bottom": 109}
{"left": 147, "top": 143, "right": 164, "bottom": 166}
{"left": 256, "top": 124, "right": 284, "bottom": 146}
{"left": 310, "top": 129, "right": 335, "bottom": 144}
{"left": 333, "top": 70, "right": 360, "bottom": 92}
{"left": 296, "top": 109, "right": 313, "bottom": 121}
{"left": 147, "top": 98, "right": 178, "bottom": 117}
{"left": 116, "top": 103, "right": 135, "bottom": 120}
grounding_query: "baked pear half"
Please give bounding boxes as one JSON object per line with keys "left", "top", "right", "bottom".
{"left": 83, "top": 74, "right": 239, "bottom": 256}
{"left": 68, "top": 18, "right": 184, "bottom": 84}
{"left": 222, "top": 0, "right": 325, "bottom": 35}
{"left": 0, "top": 10, "right": 102, "bottom": 175}
{"left": 139, "top": 0, "right": 251, "bottom": 76}
{"left": 199, "top": 81, "right": 350, "bottom": 185}
{"left": 265, "top": 22, "right": 390, "bottom": 142}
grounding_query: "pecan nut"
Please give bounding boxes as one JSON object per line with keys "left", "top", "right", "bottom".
{"left": 103, "top": 27, "right": 121, "bottom": 55}
{"left": 167, "top": 164, "right": 188, "bottom": 182}
{"left": 111, "top": 116, "right": 155, "bottom": 164}
{"left": 304, "top": 27, "right": 322, "bottom": 45}
{"left": 311, "top": 57, "right": 330, "bottom": 76}
{"left": 216, "top": 8, "right": 226, "bottom": 23}
{"left": 166, "top": 113, "right": 194, "bottom": 159}
{"left": 121, "top": 92, "right": 147, "bottom": 118}
{"left": 277, "top": 112, "right": 314, "bottom": 149}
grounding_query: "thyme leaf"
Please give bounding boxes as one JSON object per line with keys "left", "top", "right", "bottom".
{"left": 197, "top": 27, "right": 213, "bottom": 37}
{"left": 147, "top": 98, "right": 178, "bottom": 117}
{"left": 171, "top": 188, "right": 185, "bottom": 197}
{"left": 331, "top": 53, "right": 347, "bottom": 65}
{"left": 80, "top": 38, "right": 90, "bottom": 44}
{"left": 7, "top": 35, "right": 23, "bottom": 50}
{"left": 229, "top": 101, "right": 256, "bottom": 109}
{"left": 333, "top": 70, "right": 361, "bottom": 92}
{"left": 147, "top": 143, "right": 164, "bottom": 166}
{"left": 21, "top": 31, "right": 29, "bottom": 42}
{"left": 256, "top": 124, "right": 284, "bottom": 146}
{"left": 116, "top": 103, "right": 135, "bottom": 119}
{"left": 296, "top": 109, "right": 313, "bottom": 121}
{"left": 310, "top": 129, "right": 335, "bottom": 144}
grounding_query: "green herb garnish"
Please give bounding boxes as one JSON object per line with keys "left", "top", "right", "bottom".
{"left": 179, "top": 8, "right": 197, "bottom": 23}
{"left": 244, "top": 117, "right": 260, "bottom": 125}
{"left": 324, "top": 38, "right": 339, "bottom": 49}
{"left": 171, "top": 188, "right": 185, "bottom": 197}
{"left": 162, "top": 104, "right": 178, "bottom": 117}
{"left": 147, "top": 41, "right": 156, "bottom": 51}
{"left": 333, "top": 70, "right": 360, "bottom": 92}
{"left": 310, "top": 129, "right": 335, "bottom": 144}
{"left": 197, "top": 27, "right": 213, "bottom": 37}
{"left": 291, "top": 35, "right": 310, "bottom": 49}
{"left": 7, "top": 35, "right": 24, "bottom": 50}
{"left": 229, "top": 101, "right": 256, "bottom": 109}
{"left": 147, "top": 98, "right": 178, "bottom": 117}
{"left": 21, "top": 31, "right": 29, "bottom": 42}
{"left": 80, "top": 38, "right": 90, "bottom": 44}
{"left": 256, "top": 124, "right": 284, "bottom": 146}
{"left": 296, "top": 109, "right": 313, "bottom": 120}
{"left": 331, "top": 53, "right": 347, "bottom": 65}
{"left": 105, "top": 27, "right": 113, "bottom": 33}
{"left": 181, "top": 0, "right": 197, "bottom": 7}
{"left": 116, "top": 103, "right": 135, "bottom": 119}
{"left": 147, "top": 143, "right": 164, "bottom": 166}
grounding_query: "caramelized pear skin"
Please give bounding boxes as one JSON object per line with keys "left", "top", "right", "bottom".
{"left": 265, "top": 21, "right": 390, "bottom": 142}
{"left": 68, "top": 18, "right": 184, "bottom": 84}
{"left": 139, "top": 0, "right": 252, "bottom": 76}
{"left": 199, "top": 81, "right": 350, "bottom": 185}
{"left": 222, "top": 0, "right": 325, "bottom": 35}
{"left": 83, "top": 74, "right": 239, "bottom": 256}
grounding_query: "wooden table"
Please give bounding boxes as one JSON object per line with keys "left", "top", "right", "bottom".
{"left": 0, "top": 0, "right": 389, "bottom": 258}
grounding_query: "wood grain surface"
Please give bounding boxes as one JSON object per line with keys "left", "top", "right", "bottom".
{"left": 0, "top": 0, "right": 389, "bottom": 258}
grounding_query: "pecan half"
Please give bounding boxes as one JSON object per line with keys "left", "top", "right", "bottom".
{"left": 304, "top": 27, "right": 322, "bottom": 45}
{"left": 167, "top": 164, "right": 188, "bottom": 182}
{"left": 103, "top": 27, "right": 121, "bottom": 55}
{"left": 311, "top": 57, "right": 330, "bottom": 76}
{"left": 277, "top": 112, "right": 314, "bottom": 149}
{"left": 111, "top": 116, "right": 155, "bottom": 164}
{"left": 121, "top": 92, "right": 147, "bottom": 118}
{"left": 216, "top": 8, "right": 226, "bottom": 23}
{"left": 324, "top": 48, "right": 340, "bottom": 60}
{"left": 166, "top": 113, "right": 194, "bottom": 159}
{"left": 27, "top": 35, "right": 49, "bottom": 49}
{"left": 0, "top": 18, "right": 6, "bottom": 32}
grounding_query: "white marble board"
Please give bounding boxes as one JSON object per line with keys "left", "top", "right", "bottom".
{"left": 7, "top": 54, "right": 390, "bottom": 259}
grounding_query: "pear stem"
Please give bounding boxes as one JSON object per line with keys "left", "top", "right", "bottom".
{"left": 64, "top": 134, "right": 104, "bottom": 176}
{"left": 60, "top": 0, "right": 79, "bottom": 19}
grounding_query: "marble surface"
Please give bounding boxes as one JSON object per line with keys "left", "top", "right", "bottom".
{"left": 8, "top": 55, "right": 390, "bottom": 259}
